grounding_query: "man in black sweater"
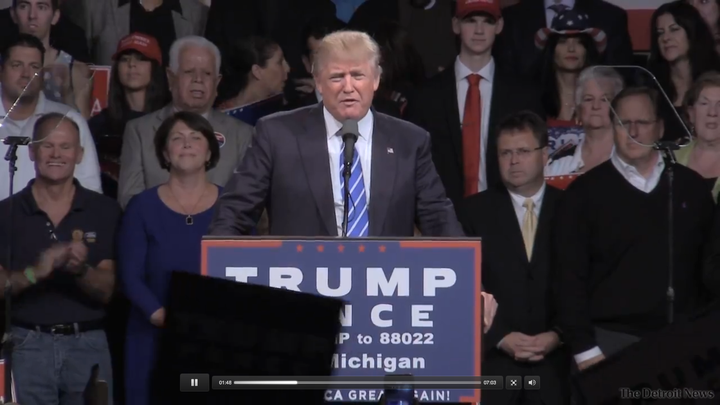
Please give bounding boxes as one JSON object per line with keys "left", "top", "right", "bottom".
{"left": 553, "top": 87, "right": 715, "bottom": 375}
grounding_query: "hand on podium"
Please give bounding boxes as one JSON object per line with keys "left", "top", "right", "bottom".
{"left": 481, "top": 292, "right": 498, "bottom": 333}
{"left": 150, "top": 308, "right": 166, "bottom": 327}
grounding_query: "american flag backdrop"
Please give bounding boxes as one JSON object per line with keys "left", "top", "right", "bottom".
{"left": 606, "top": 0, "right": 674, "bottom": 51}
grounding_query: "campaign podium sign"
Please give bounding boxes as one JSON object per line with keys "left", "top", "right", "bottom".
{"left": 201, "top": 237, "right": 482, "bottom": 403}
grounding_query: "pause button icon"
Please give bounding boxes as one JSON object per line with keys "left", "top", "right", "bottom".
{"left": 181, "top": 374, "right": 209, "bottom": 392}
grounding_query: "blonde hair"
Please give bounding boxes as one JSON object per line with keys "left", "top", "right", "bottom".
{"left": 311, "top": 30, "right": 382, "bottom": 77}
{"left": 684, "top": 71, "right": 720, "bottom": 109}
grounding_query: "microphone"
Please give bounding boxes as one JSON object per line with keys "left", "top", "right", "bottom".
{"left": 340, "top": 120, "right": 359, "bottom": 238}
{"left": 340, "top": 120, "right": 359, "bottom": 179}
{"left": 2, "top": 136, "right": 31, "bottom": 146}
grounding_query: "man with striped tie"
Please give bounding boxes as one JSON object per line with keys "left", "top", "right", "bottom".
{"left": 209, "top": 29, "right": 498, "bottom": 328}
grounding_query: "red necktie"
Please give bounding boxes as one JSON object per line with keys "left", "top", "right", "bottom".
{"left": 462, "top": 74, "right": 482, "bottom": 197}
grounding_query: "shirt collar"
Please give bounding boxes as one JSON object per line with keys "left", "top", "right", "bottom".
{"left": 121, "top": 0, "right": 183, "bottom": 13}
{"left": 454, "top": 56, "right": 495, "bottom": 83}
{"left": 544, "top": 0, "right": 575, "bottom": 9}
{"left": 0, "top": 84, "right": 47, "bottom": 120}
{"left": 610, "top": 149, "right": 665, "bottom": 179}
{"left": 508, "top": 182, "right": 546, "bottom": 209}
{"left": 172, "top": 105, "right": 210, "bottom": 119}
{"left": 19, "top": 178, "right": 89, "bottom": 215}
{"left": 323, "top": 107, "right": 374, "bottom": 141}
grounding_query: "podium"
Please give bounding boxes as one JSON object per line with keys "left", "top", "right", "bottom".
{"left": 200, "top": 237, "right": 483, "bottom": 403}
{"left": 576, "top": 306, "right": 720, "bottom": 404}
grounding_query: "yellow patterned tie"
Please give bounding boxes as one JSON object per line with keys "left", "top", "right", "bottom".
{"left": 522, "top": 199, "right": 537, "bottom": 260}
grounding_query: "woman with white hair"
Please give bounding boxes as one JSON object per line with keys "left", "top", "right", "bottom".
{"left": 545, "top": 66, "right": 624, "bottom": 176}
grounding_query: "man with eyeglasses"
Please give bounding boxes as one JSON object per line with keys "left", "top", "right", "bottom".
{"left": 553, "top": 86, "right": 715, "bottom": 382}
{"left": 458, "top": 111, "right": 570, "bottom": 405}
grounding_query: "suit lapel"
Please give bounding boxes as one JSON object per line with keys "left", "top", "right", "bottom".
{"left": 441, "top": 68, "right": 463, "bottom": 167}
{"left": 113, "top": 0, "right": 130, "bottom": 40}
{"left": 153, "top": 105, "right": 174, "bottom": 133}
{"left": 498, "top": 190, "right": 530, "bottom": 265}
{"left": 528, "top": 186, "right": 559, "bottom": 269}
{"left": 368, "top": 113, "right": 396, "bottom": 236}
{"left": 172, "top": 5, "right": 191, "bottom": 38}
{"left": 298, "top": 105, "right": 337, "bottom": 235}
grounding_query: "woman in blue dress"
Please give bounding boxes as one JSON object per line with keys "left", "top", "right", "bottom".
{"left": 117, "top": 111, "right": 222, "bottom": 405}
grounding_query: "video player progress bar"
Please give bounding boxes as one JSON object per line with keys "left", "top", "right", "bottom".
{"left": 211, "top": 376, "right": 504, "bottom": 390}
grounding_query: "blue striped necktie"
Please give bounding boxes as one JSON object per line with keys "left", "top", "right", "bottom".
{"left": 339, "top": 142, "right": 369, "bottom": 237}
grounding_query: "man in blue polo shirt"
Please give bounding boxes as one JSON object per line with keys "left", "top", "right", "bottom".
{"left": 0, "top": 112, "right": 121, "bottom": 405}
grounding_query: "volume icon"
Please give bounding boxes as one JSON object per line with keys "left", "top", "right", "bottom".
{"left": 528, "top": 380, "right": 535, "bottom": 386}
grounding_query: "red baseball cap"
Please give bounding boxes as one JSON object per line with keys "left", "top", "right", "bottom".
{"left": 456, "top": 0, "right": 501, "bottom": 20}
{"left": 112, "top": 33, "right": 162, "bottom": 65}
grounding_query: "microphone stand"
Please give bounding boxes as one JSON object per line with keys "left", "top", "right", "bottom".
{"left": 654, "top": 141, "right": 679, "bottom": 325}
{"left": 1, "top": 137, "right": 23, "bottom": 402}
{"left": 341, "top": 162, "right": 352, "bottom": 238}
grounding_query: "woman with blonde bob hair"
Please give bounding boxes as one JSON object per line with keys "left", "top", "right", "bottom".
{"left": 676, "top": 71, "right": 720, "bottom": 200}
{"left": 545, "top": 66, "right": 624, "bottom": 176}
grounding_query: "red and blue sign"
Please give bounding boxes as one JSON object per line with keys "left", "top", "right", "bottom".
{"left": 201, "top": 238, "right": 482, "bottom": 403}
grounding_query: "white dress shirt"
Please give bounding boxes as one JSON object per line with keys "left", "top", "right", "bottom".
{"left": 610, "top": 150, "right": 665, "bottom": 193}
{"left": 573, "top": 150, "right": 665, "bottom": 364}
{"left": 545, "top": 0, "right": 576, "bottom": 27}
{"left": 508, "top": 182, "right": 546, "bottom": 227}
{"left": 0, "top": 87, "right": 102, "bottom": 199}
{"left": 455, "top": 57, "right": 495, "bottom": 193}
{"left": 324, "top": 107, "right": 374, "bottom": 236}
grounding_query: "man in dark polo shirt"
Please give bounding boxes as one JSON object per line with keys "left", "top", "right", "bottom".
{"left": 0, "top": 112, "right": 121, "bottom": 405}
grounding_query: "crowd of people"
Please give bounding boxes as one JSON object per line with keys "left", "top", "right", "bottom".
{"left": 1, "top": 0, "right": 720, "bottom": 404}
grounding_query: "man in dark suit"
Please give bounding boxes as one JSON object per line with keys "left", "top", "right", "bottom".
{"left": 209, "top": 29, "right": 499, "bottom": 328}
{"left": 209, "top": 29, "right": 461, "bottom": 238}
{"left": 404, "top": 0, "right": 544, "bottom": 212}
{"left": 495, "top": 0, "right": 634, "bottom": 80}
{"left": 458, "top": 111, "right": 569, "bottom": 405}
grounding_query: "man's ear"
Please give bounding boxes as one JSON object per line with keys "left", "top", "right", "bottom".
{"left": 28, "top": 144, "right": 37, "bottom": 162}
{"left": 166, "top": 68, "right": 175, "bottom": 87}
{"left": 76, "top": 146, "right": 84, "bottom": 165}
{"left": 495, "top": 17, "right": 504, "bottom": 35}
{"left": 302, "top": 55, "right": 313, "bottom": 75}
{"left": 10, "top": 7, "right": 17, "bottom": 24}
{"left": 52, "top": 9, "right": 60, "bottom": 26}
{"left": 452, "top": 17, "right": 461, "bottom": 35}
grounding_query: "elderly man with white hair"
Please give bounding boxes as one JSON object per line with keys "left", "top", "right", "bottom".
{"left": 118, "top": 35, "right": 252, "bottom": 208}
{"left": 209, "top": 30, "right": 499, "bottom": 328}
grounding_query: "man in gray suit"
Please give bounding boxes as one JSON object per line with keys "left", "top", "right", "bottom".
{"left": 118, "top": 36, "right": 252, "bottom": 208}
{"left": 208, "top": 30, "right": 461, "bottom": 238}
{"left": 61, "top": 0, "right": 207, "bottom": 65}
